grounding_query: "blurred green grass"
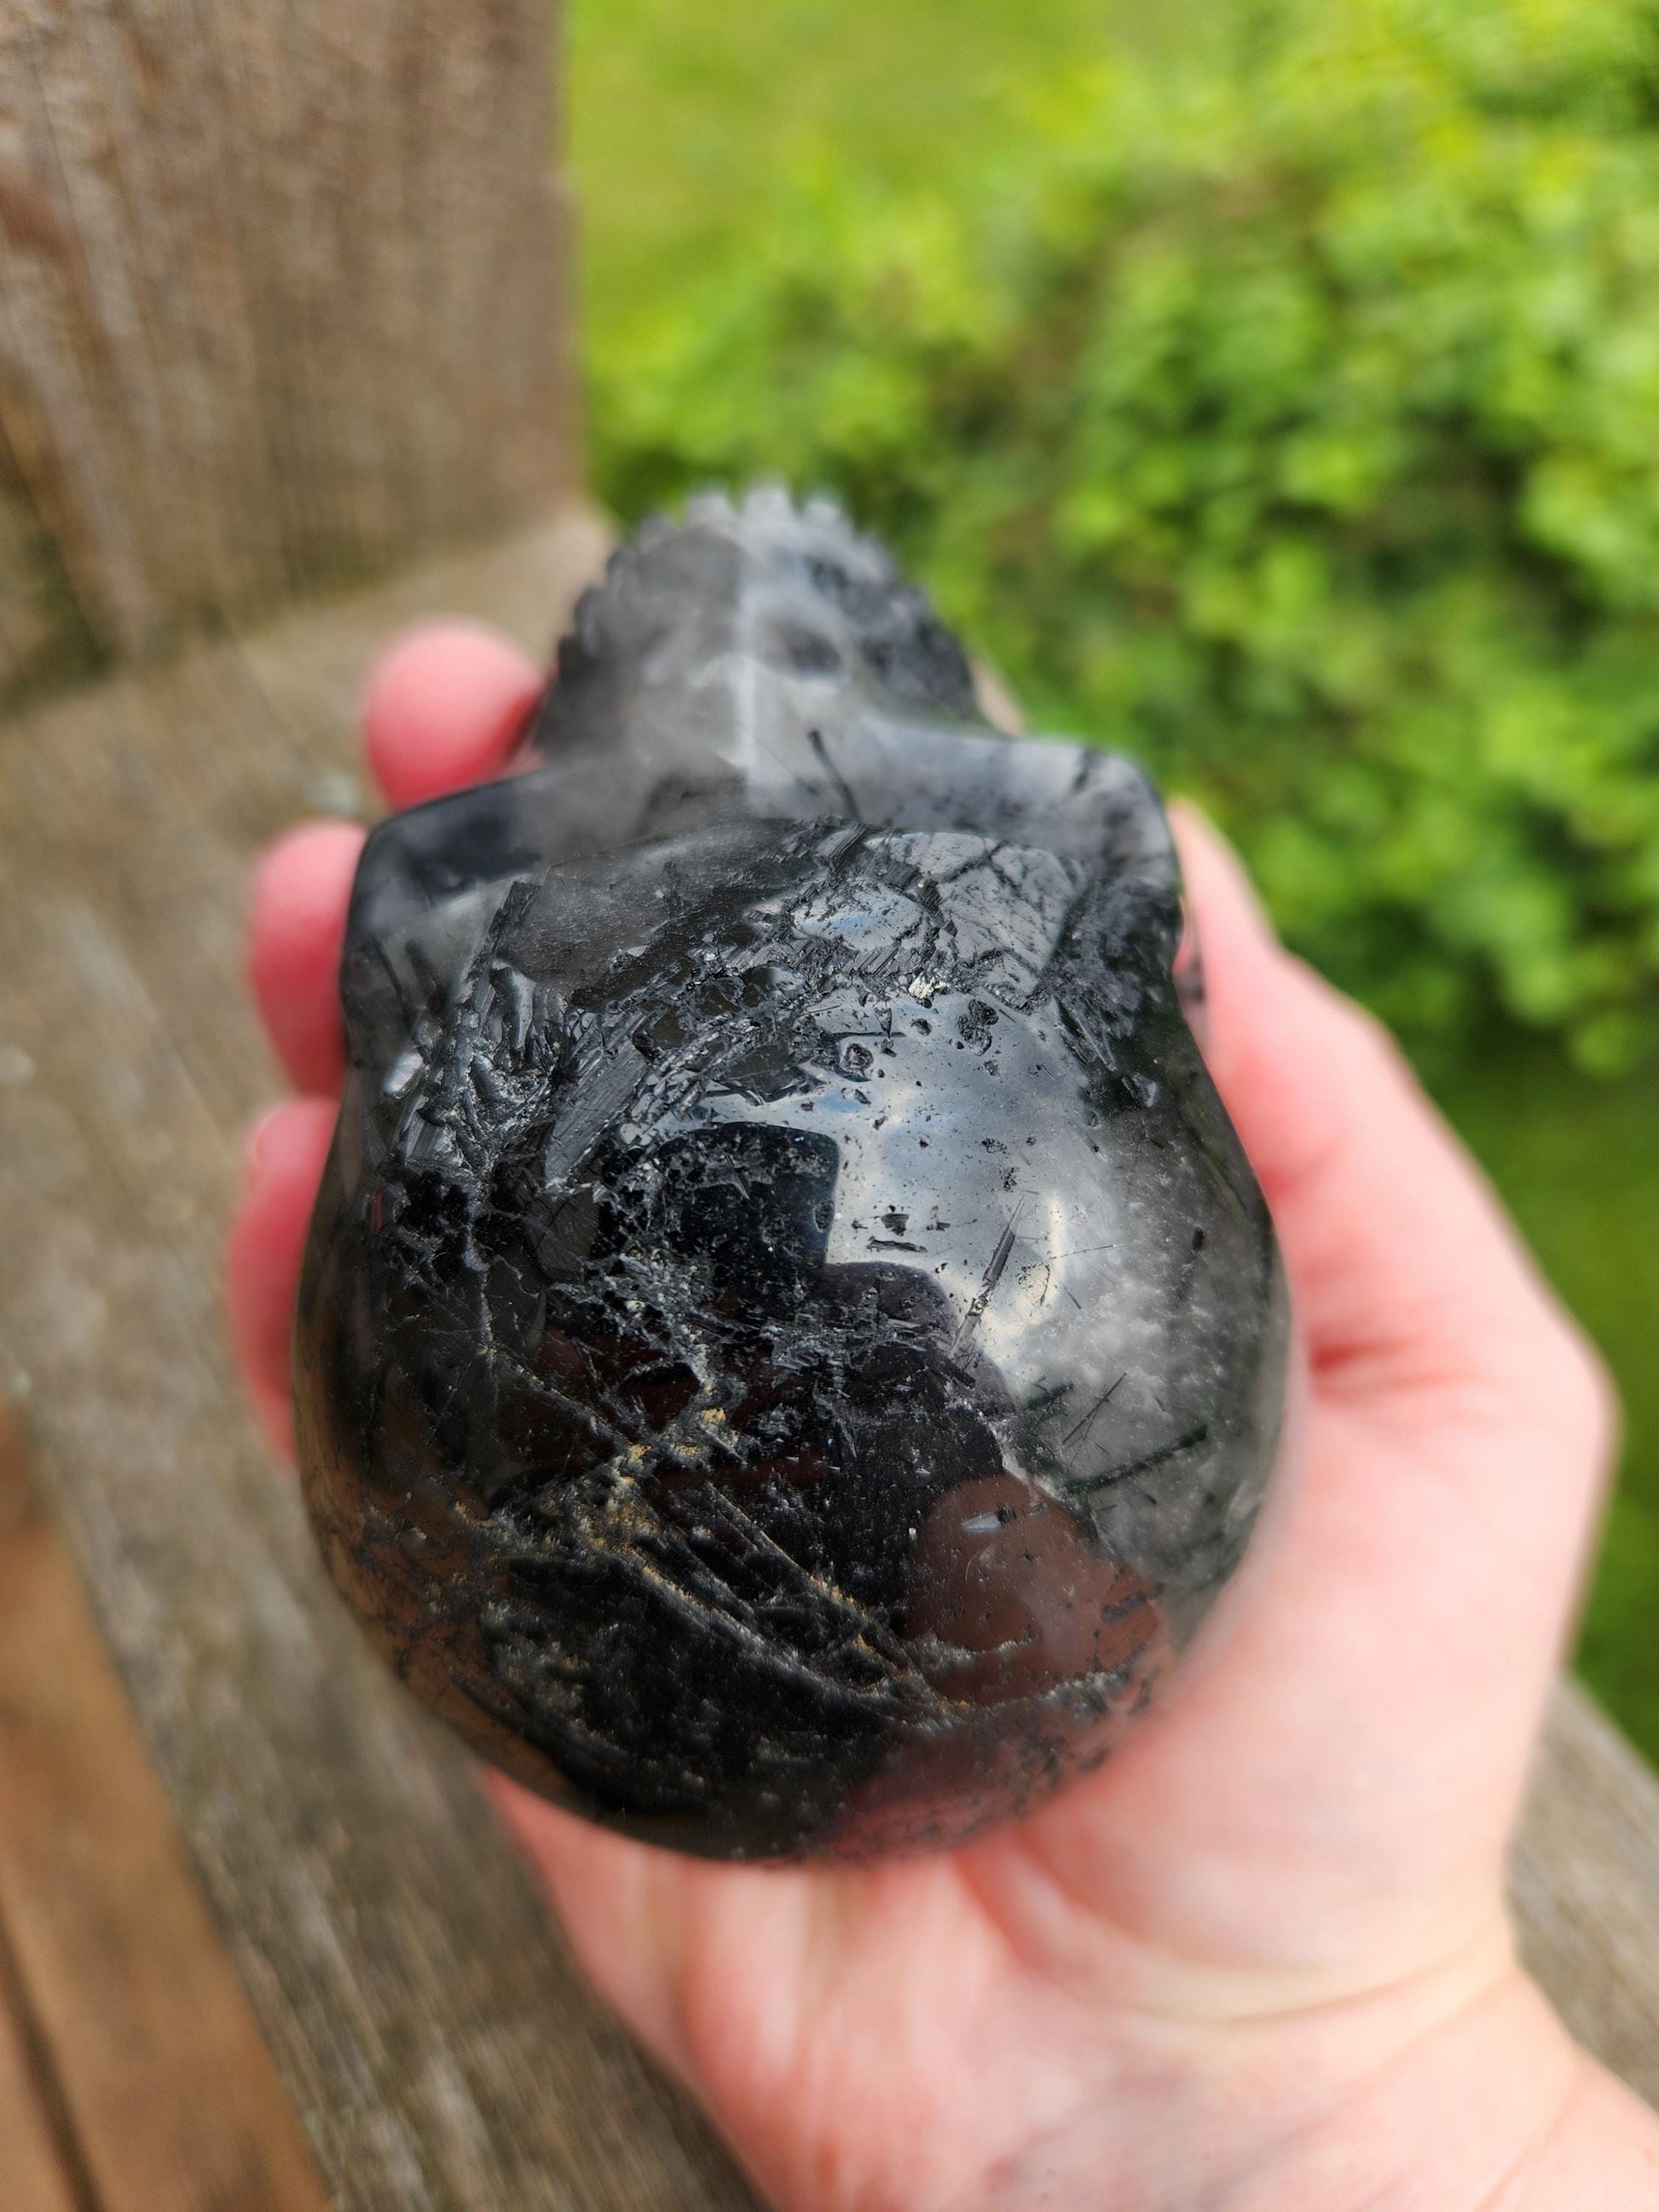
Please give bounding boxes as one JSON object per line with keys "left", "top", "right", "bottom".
{"left": 567, "top": 0, "right": 1659, "bottom": 1757}
{"left": 568, "top": 0, "right": 1126, "bottom": 358}
{"left": 1434, "top": 1042, "right": 1659, "bottom": 1753}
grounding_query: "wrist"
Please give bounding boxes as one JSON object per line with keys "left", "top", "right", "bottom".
{"left": 1500, "top": 2053, "right": 1659, "bottom": 2211}
{"left": 1228, "top": 1967, "right": 1587, "bottom": 2212}
{"left": 1195, "top": 1967, "right": 1659, "bottom": 2212}
{"left": 971, "top": 1942, "right": 1658, "bottom": 2212}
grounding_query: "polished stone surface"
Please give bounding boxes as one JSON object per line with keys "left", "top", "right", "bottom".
{"left": 296, "top": 491, "right": 1288, "bottom": 1859}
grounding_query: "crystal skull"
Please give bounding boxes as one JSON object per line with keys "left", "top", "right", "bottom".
{"left": 295, "top": 491, "right": 1288, "bottom": 1860}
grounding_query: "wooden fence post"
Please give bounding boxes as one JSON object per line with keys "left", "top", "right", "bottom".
{"left": 0, "top": 0, "right": 578, "bottom": 702}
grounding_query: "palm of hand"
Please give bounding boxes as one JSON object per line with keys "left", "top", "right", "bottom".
{"left": 231, "top": 626, "right": 1610, "bottom": 2212}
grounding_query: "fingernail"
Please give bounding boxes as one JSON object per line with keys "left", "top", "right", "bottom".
{"left": 242, "top": 1103, "right": 289, "bottom": 1178}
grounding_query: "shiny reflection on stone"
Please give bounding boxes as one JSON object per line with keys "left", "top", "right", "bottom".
{"left": 295, "top": 489, "right": 1288, "bottom": 1861}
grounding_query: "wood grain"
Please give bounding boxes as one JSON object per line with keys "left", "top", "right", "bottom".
{"left": 0, "top": 1, "right": 576, "bottom": 702}
{"left": 0, "top": 507, "right": 761, "bottom": 2212}
{"left": 0, "top": 1967, "right": 80, "bottom": 2212}
{"left": 1514, "top": 1679, "right": 1659, "bottom": 2106}
{"left": 0, "top": 513, "right": 1652, "bottom": 2211}
{"left": 0, "top": 1407, "right": 332, "bottom": 2212}
{"left": 0, "top": 1409, "right": 89, "bottom": 2212}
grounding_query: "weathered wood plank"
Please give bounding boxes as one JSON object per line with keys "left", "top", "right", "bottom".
{"left": 0, "top": 1953, "right": 80, "bottom": 2212}
{"left": 1514, "top": 1679, "right": 1659, "bottom": 2106}
{"left": 0, "top": 1411, "right": 93, "bottom": 2212}
{"left": 0, "top": 506, "right": 760, "bottom": 2212}
{"left": 0, "top": 1, "right": 576, "bottom": 701}
{"left": 0, "top": 513, "right": 1651, "bottom": 2212}
{"left": 0, "top": 1406, "right": 332, "bottom": 2212}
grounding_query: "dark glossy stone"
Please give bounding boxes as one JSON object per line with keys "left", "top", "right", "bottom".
{"left": 296, "top": 490, "right": 1288, "bottom": 1860}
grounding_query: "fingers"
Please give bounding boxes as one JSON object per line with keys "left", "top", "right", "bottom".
{"left": 362, "top": 621, "right": 544, "bottom": 809}
{"left": 1171, "top": 805, "right": 1599, "bottom": 1423}
{"left": 226, "top": 1098, "right": 336, "bottom": 1460}
{"left": 248, "top": 822, "right": 366, "bottom": 1094}
{"left": 248, "top": 621, "right": 544, "bottom": 1094}
{"left": 238, "top": 622, "right": 544, "bottom": 1446}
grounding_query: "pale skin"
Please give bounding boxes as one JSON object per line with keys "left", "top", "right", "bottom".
{"left": 229, "top": 622, "right": 1659, "bottom": 2212}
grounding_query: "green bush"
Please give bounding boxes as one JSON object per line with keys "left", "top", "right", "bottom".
{"left": 592, "top": 0, "right": 1659, "bottom": 1070}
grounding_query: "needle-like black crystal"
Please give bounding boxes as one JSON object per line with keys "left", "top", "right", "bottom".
{"left": 296, "top": 490, "right": 1288, "bottom": 1860}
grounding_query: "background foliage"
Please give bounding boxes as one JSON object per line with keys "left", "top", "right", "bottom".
{"left": 569, "top": 0, "right": 1659, "bottom": 1751}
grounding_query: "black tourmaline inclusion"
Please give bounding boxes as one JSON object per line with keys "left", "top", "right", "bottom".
{"left": 296, "top": 490, "right": 1288, "bottom": 1861}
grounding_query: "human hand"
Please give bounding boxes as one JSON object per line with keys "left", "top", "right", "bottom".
{"left": 230, "top": 621, "right": 1659, "bottom": 2212}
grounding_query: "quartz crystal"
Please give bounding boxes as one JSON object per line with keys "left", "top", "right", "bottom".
{"left": 296, "top": 491, "right": 1289, "bottom": 1860}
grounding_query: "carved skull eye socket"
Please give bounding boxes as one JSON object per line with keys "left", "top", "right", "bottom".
{"left": 1174, "top": 897, "right": 1207, "bottom": 1039}
{"left": 769, "top": 618, "right": 847, "bottom": 679}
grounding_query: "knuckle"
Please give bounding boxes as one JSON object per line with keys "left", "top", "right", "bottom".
{"left": 1337, "top": 992, "right": 1411, "bottom": 1080}
{"left": 1536, "top": 1313, "right": 1621, "bottom": 1472}
{"left": 1290, "top": 956, "right": 1410, "bottom": 1077}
